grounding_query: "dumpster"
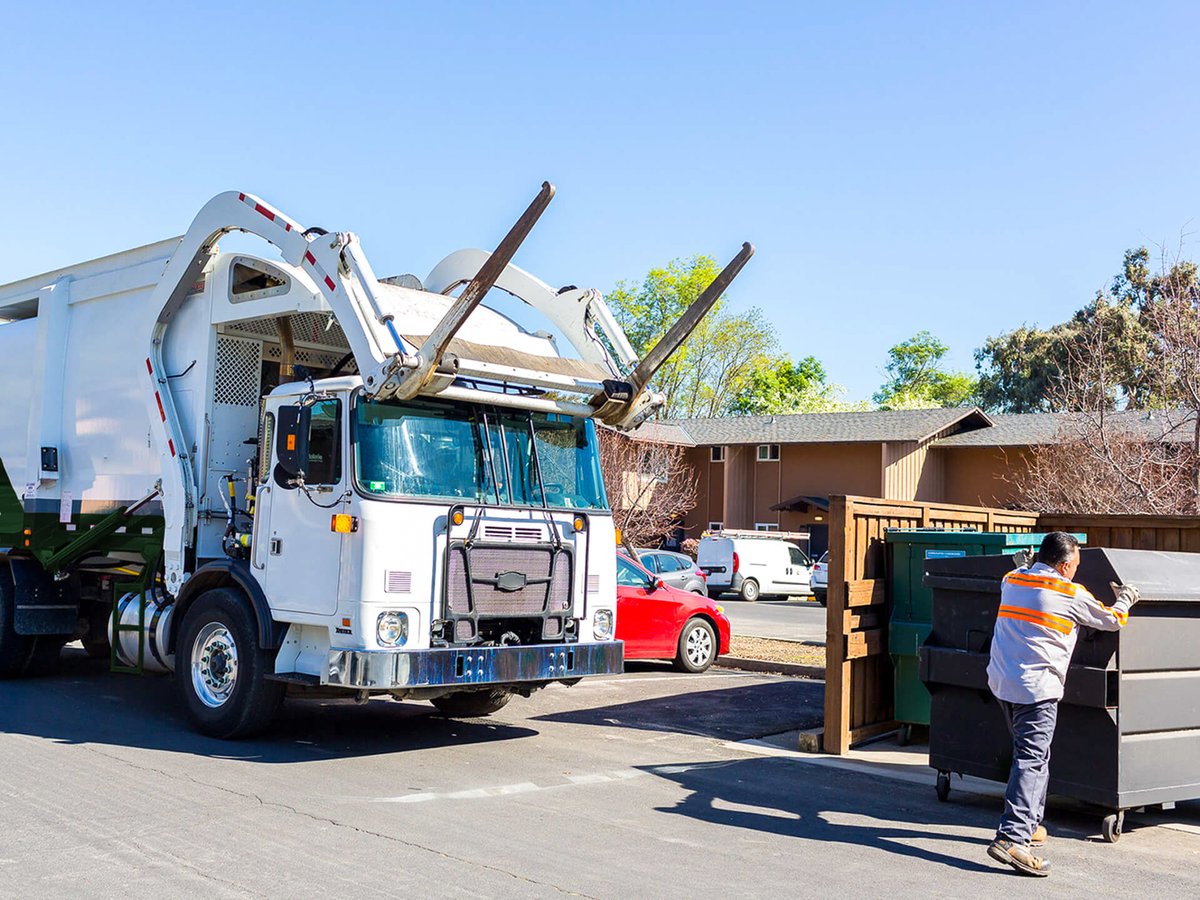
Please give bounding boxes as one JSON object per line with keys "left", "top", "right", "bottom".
{"left": 885, "top": 530, "right": 1083, "bottom": 742}
{"left": 919, "top": 547, "right": 1200, "bottom": 842}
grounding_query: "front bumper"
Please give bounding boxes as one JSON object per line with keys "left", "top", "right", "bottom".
{"left": 326, "top": 640, "right": 624, "bottom": 690}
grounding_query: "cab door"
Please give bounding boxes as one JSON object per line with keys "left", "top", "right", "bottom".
{"left": 253, "top": 397, "right": 346, "bottom": 616}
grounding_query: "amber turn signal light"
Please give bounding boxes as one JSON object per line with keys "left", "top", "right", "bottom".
{"left": 451, "top": 509, "right": 465, "bottom": 526}
{"left": 331, "top": 514, "right": 359, "bottom": 534}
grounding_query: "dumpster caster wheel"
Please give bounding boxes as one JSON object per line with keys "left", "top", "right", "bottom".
{"left": 1101, "top": 811, "right": 1124, "bottom": 843}
{"left": 936, "top": 771, "right": 951, "bottom": 803}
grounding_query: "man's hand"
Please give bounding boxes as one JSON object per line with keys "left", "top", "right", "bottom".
{"left": 1111, "top": 582, "right": 1140, "bottom": 606}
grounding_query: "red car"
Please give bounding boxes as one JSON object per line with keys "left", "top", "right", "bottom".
{"left": 616, "top": 553, "right": 732, "bottom": 672}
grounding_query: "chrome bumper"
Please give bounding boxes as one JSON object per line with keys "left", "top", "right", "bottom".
{"left": 325, "top": 641, "right": 624, "bottom": 690}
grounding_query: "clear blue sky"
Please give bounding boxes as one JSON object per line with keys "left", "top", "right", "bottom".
{"left": 3, "top": 1, "right": 1199, "bottom": 403}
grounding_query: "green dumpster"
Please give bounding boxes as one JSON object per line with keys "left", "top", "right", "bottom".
{"left": 884, "top": 529, "right": 1086, "bottom": 742}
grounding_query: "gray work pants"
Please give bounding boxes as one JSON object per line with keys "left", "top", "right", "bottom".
{"left": 996, "top": 698, "right": 1059, "bottom": 844}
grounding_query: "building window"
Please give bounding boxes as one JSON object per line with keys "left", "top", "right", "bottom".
{"left": 754, "top": 523, "right": 779, "bottom": 532}
{"left": 708, "top": 521, "right": 724, "bottom": 532}
{"left": 710, "top": 446, "right": 725, "bottom": 463}
{"left": 757, "top": 444, "right": 780, "bottom": 462}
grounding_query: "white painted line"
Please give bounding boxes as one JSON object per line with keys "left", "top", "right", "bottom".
{"left": 371, "top": 769, "right": 644, "bottom": 804}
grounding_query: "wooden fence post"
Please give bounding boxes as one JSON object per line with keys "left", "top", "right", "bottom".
{"left": 823, "top": 496, "right": 853, "bottom": 754}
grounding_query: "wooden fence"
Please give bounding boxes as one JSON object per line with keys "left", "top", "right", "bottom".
{"left": 1039, "top": 514, "right": 1200, "bottom": 552}
{"left": 821, "top": 501, "right": 1200, "bottom": 753}
{"left": 822, "top": 495, "right": 1039, "bottom": 754}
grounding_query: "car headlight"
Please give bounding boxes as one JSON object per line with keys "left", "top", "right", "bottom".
{"left": 377, "top": 611, "right": 409, "bottom": 647}
{"left": 592, "top": 608, "right": 614, "bottom": 640}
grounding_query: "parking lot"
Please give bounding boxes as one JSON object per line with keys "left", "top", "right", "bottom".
{"left": 3, "top": 647, "right": 1199, "bottom": 898}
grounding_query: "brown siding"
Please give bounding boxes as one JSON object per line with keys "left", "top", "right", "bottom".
{"left": 777, "top": 442, "right": 882, "bottom": 502}
{"left": 942, "top": 446, "right": 1029, "bottom": 507}
{"left": 882, "top": 441, "right": 925, "bottom": 501}
{"left": 723, "top": 445, "right": 756, "bottom": 529}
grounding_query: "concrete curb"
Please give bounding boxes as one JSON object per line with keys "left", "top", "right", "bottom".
{"left": 715, "top": 656, "right": 824, "bottom": 679}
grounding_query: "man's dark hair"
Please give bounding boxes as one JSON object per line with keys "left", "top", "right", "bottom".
{"left": 1037, "top": 532, "right": 1080, "bottom": 567}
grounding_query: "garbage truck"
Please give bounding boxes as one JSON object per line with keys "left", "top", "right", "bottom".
{"left": 0, "top": 183, "right": 753, "bottom": 737}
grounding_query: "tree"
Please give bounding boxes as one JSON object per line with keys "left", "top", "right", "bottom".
{"left": 727, "top": 354, "right": 867, "bottom": 414}
{"left": 974, "top": 247, "right": 1194, "bottom": 413}
{"left": 597, "top": 428, "right": 697, "bottom": 547}
{"left": 606, "top": 256, "right": 776, "bottom": 418}
{"left": 1012, "top": 248, "right": 1200, "bottom": 513}
{"left": 873, "top": 331, "right": 978, "bottom": 409}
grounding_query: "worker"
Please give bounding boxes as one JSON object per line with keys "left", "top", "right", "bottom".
{"left": 985, "top": 532, "right": 1139, "bottom": 876}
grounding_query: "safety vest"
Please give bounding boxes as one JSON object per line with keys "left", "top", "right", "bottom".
{"left": 987, "top": 562, "right": 1131, "bottom": 704}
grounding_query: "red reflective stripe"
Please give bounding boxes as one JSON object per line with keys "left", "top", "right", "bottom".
{"left": 168, "top": 439, "right": 176, "bottom": 457}
{"left": 285, "top": 222, "right": 292, "bottom": 231}
{"left": 254, "top": 203, "right": 275, "bottom": 221}
{"left": 155, "top": 392, "right": 166, "bottom": 421}
{"left": 145, "top": 358, "right": 153, "bottom": 375}
{"left": 238, "top": 193, "right": 245, "bottom": 201}
{"left": 324, "top": 275, "right": 336, "bottom": 291}
{"left": 305, "top": 251, "right": 316, "bottom": 265}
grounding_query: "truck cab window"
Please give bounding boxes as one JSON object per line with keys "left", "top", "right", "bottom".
{"left": 305, "top": 399, "right": 342, "bottom": 484}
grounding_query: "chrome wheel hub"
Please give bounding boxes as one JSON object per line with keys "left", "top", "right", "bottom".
{"left": 686, "top": 626, "right": 713, "bottom": 666}
{"left": 191, "top": 623, "right": 239, "bottom": 708}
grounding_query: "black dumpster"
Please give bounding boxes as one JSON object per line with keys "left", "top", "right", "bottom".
{"left": 918, "top": 547, "right": 1200, "bottom": 842}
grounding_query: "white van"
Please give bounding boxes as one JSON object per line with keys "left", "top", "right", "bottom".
{"left": 697, "top": 534, "right": 812, "bottom": 601}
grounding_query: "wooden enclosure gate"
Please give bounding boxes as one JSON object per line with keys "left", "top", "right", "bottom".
{"left": 822, "top": 495, "right": 1038, "bottom": 754}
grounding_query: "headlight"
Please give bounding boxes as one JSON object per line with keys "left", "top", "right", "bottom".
{"left": 377, "top": 611, "right": 408, "bottom": 647}
{"left": 592, "top": 608, "right": 614, "bottom": 640}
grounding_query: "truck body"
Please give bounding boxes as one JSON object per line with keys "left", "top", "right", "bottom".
{"left": 0, "top": 186, "right": 750, "bottom": 736}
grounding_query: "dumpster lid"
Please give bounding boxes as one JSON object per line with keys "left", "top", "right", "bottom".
{"left": 924, "top": 547, "right": 1200, "bottom": 604}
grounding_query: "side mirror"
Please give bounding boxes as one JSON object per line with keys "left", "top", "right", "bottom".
{"left": 275, "top": 405, "right": 311, "bottom": 480}
{"left": 652, "top": 578, "right": 665, "bottom": 592}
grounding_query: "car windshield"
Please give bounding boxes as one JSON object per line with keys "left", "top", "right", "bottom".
{"left": 354, "top": 396, "right": 608, "bottom": 510}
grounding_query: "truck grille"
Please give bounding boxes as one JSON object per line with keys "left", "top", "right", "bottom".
{"left": 446, "top": 544, "right": 572, "bottom": 616}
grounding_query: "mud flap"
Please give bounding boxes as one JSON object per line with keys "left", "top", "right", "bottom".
{"left": 9, "top": 558, "right": 77, "bottom": 635}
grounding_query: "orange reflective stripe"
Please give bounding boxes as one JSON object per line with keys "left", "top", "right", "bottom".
{"left": 997, "top": 604, "right": 1075, "bottom": 635}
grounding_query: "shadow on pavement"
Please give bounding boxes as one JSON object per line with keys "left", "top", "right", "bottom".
{"left": 535, "top": 678, "right": 823, "bottom": 741}
{"left": 0, "top": 648, "right": 537, "bottom": 763}
{"left": 642, "top": 756, "right": 1002, "bottom": 874}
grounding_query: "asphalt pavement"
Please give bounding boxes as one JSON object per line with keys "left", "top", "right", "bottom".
{"left": 2, "top": 648, "right": 1198, "bottom": 898}
{"left": 718, "top": 595, "right": 826, "bottom": 643}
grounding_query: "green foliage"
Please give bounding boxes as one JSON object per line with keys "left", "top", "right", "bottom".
{"left": 873, "top": 330, "right": 978, "bottom": 409}
{"left": 606, "top": 256, "right": 777, "bottom": 418}
{"left": 728, "top": 355, "right": 867, "bottom": 414}
{"left": 974, "top": 247, "right": 1198, "bottom": 413}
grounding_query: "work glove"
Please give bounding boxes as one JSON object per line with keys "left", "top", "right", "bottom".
{"left": 1012, "top": 548, "right": 1034, "bottom": 569}
{"left": 1110, "top": 582, "right": 1140, "bottom": 607}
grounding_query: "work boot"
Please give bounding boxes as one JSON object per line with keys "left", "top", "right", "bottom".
{"left": 1031, "top": 825, "right": 1047, "bottom": 846}
{"left": 987, "top": 836, "right": 1050, "bottom": 877}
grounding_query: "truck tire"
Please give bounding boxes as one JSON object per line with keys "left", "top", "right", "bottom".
{"left": 0, "top": 566, "right": 32, "bottom": 678}
{"left": 739, "top": 578, "right": 760, "bottom": 602}
{"left": 175, "top": 588, "right": 284, "bottom": 739}
{"left": 674, "top": 617, "right": 717, "bottom": 673}
{"left": 431, "top": 688, "right": 513, "bottom": 717}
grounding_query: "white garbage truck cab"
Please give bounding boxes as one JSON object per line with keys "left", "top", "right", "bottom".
{"left": 0, "top": 184, "right": 752, "bottom": 737}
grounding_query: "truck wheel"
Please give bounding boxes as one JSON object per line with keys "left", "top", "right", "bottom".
{"left": 0, "top": 567, "right": 32, "bottom": 678}
{"left": 176, "top": 588, "right": 284, "bottom": 739}
{"left": 431, "top": 688, "right": 513, "bottom": 717}
{"left": 674, "top": 617, "right": 717, "bottom": 673}
{"left": 739, "top": 578, "right": 760, "bottom": 602}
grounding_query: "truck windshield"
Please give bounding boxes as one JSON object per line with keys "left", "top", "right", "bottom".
{"left": 354, "top": 397, "right": 609, "bottom": 510}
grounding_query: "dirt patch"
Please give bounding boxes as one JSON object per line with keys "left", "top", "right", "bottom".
{"left": 730, "top": 636, "right": 825, "bottom": 668}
